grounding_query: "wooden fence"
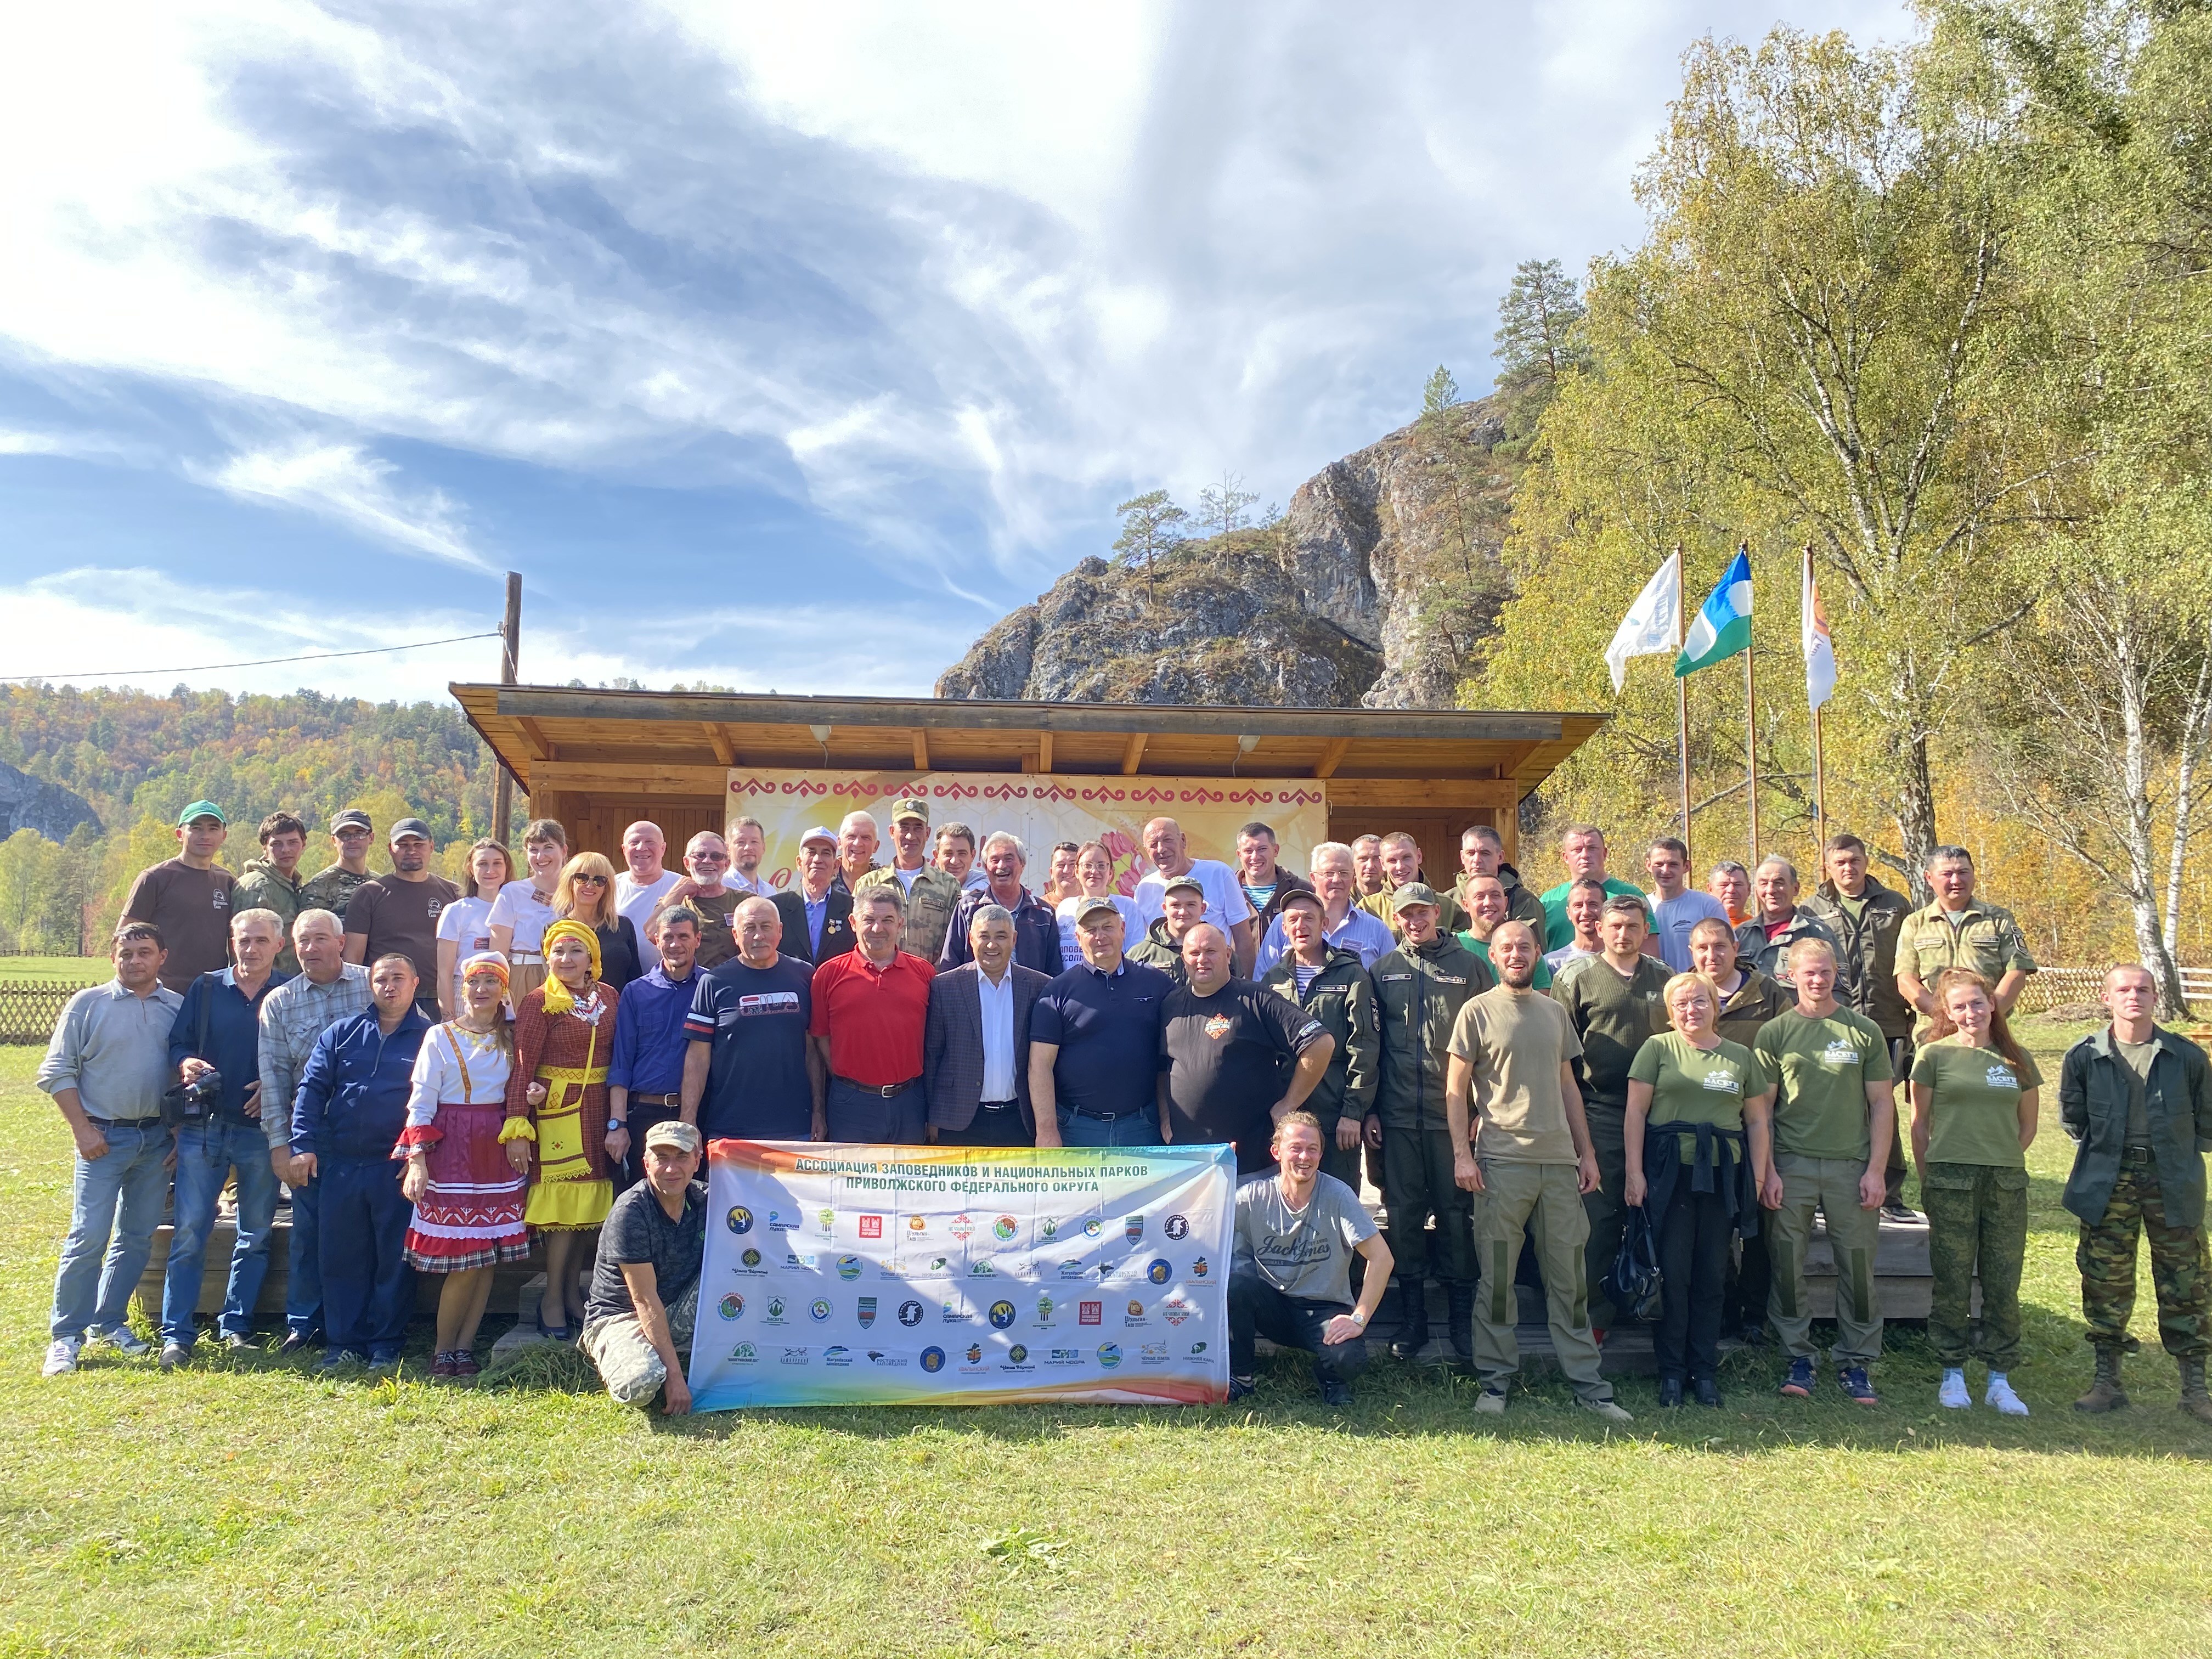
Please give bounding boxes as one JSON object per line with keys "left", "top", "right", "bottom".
{"left": 2013, "top": 966, "right": 2211, "bottom": 1014}
{"left": 0, "top": 980, "right": 91, "bottom": 1045}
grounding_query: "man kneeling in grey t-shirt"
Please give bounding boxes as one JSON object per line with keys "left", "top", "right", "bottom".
{"left": 1229, "top": 1111, "right": 1395, "bottom": 1407}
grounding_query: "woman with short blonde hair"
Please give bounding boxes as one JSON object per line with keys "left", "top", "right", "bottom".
{"left": 552, "top": 851, "right": 641, "bottom": 994}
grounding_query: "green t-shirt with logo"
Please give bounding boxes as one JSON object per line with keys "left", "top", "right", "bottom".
{"left": 1910, "top": 1037, "right": 2043, "bottom": 1168}
{"left": 1628, "top": 1031, "right": 1771, "bottom": 1154}
{"left": 1756, "top": 1006, "right": 1895, "bottom": 1162}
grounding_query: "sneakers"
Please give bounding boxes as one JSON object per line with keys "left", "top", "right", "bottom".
{"left": 366, "top": 1349, "right": 402, "bottom": 1373}
{"left": 1938, "top": 1368, "right": 1970, "bottom": 1409}
{"left": 88, "top": 1326, "right": 151, "bottom": 1357}
{"left": 430, "top": 1352, "right": 460, "bottom": 1380}
{"left": 1780, "top": 1356, "right": 1815, "bottom": 1398}
{"left": 1227, "top": 1375, "right": 1257, "bottom": 1402}
{"left": 1318, "top": 1378, "right": 1355, "bottom": 1409}
{"left": 42, "top": 1338, "right": 81, "bottom": 1377}
{"left": 1985, "top": 1373, "right": 2029, "bottom": 1417}
{"left": 1881, "top": 1204, "right": 1920, "bottom": 1223}
{"left": 159, "top": 1341, "right": 190, "bottom": 1372}
{"left": 452, "top": 1351, "right": 481, "bottom": 1379}
{"left": 1579, "top": 1395, "right": 1634, "bottom": 1425}
{"left": 1472, "top": 1384, "right": 1508, "bottom": 1415}
{"left": 1837, "top": 1365, "right": 1878, "bottom": 1405}
{"left": 317, "top": 1348, "right": 367, "bottom": 1373}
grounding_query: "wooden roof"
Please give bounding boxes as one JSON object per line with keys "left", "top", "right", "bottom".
{"left": 450, "top": 684, "right": 1607, "bottom": 809}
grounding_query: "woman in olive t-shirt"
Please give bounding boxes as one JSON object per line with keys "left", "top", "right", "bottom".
{"left": 1910, "top": 967, "right": 2041, "bottom": 1415}
{"left": 1625, "top": 973, "right": 1776, "bottom": 1406}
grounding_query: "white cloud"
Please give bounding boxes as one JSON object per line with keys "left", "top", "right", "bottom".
{"left": 2, "top": 569, "right": 974, "bottom": 702}
{"left": 195, "top": 439, "right": 489, "bottom": 571}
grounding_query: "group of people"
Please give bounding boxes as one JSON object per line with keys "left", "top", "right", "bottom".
{"left": 35, "top": 798, "right": 2212, "bottom": 1430}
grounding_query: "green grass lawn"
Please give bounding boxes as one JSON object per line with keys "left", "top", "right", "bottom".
{"left": 1, "top": 1024, "right": 2207, "bottom": 1657}
{"left": 0, "top": 956, "right": 107, "bottom": 985}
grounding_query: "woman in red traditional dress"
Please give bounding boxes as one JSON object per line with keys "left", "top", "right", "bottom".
{"left": 397, "top": 952, "right": 529, "bottom": 1379}
{"left": 503, "top": 919, "right": 617, "bottom": 1340}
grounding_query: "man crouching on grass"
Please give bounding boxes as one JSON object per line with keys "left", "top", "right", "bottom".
{"left": 1228, "top": 1111, "right": 1393, "bottom": 1407}
{"left": 580, "top": 1120, "right": 707, "bottom": 1415}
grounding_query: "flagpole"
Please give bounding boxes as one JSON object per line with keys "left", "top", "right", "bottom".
{"left": 1742, "top": 543, "right": 1759, "bottom": 865}
{"left": 1674, "top": 545, "right": 1692, "bottom": 862}
{"left": 1806, "top": 545, "right": 1827, "bottom": 854}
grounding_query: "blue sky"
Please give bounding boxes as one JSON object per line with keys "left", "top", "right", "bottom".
{"left": 0, "top": 0, "right": 1910, "bottom": 703}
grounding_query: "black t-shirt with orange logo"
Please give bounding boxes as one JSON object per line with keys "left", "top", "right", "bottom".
{"left": 1159, "top": 979, "right": 1327, "bottom": 1173}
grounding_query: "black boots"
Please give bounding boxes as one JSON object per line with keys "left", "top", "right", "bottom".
{"left": 1448, "top": 1283, "right": 1475, "bottom": 1364}
{"left": 1390, "top": 1277, "right": 1429, "bottom": 1361}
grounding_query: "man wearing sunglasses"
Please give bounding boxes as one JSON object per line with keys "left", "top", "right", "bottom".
{"left": 302, "top": 809, "right": 379, "bottom": 922}
{"left": 342, "top": 817, "right": 460, "bottom": 1018}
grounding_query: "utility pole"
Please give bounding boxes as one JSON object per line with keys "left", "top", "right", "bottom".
{"left": 491, "top": 572, "right": 521, "bottom": 844}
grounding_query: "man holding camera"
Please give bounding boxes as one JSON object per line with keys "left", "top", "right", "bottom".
{"left": 157, "top": 907, "right": 293, "bottom": 1368}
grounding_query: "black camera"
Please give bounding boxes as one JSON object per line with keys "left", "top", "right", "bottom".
{"left": 163, "top": 1068, "right": 224, "bottom": 1127}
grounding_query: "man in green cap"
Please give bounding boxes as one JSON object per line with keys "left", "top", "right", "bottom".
{"left": 854, "top": 796, "right": 962, "bottom": 962}
{"left": 122, "top": 800, "right": 236, "bottom": 992}
{"left": 1553, "top": 893, "right": 1671, "bottom": 1334}
{"left": 1372, "top": 881, "right": 1492, "bottom": 1362}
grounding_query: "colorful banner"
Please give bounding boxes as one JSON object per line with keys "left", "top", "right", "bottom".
{"left": 724, "top": 769, "right": 1329, "bottom": 896}
{"left": 687, "top": 1141, "right": 1235, "bottom": 1408}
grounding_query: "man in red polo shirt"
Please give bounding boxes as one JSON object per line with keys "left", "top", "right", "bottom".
{"left": 809, "top": 885, "right": 934, "bottom": 1143}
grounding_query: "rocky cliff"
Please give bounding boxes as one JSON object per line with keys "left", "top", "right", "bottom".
{"left": 0, "top": 761, "right": 99, "bottom": 843}
{"left": 936, "top": 394, "right": 1523, "bottom": 708}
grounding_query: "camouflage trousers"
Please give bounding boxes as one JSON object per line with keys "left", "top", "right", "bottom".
{"left": 1924, "top": 1162, "right": 2028, "bottom": 1370}
{"left": 580, "top": 1280, "right": 698, "bottom": 1407}
{"left": 2079, "top": 1160, "right": 2211, "bottom": 1360}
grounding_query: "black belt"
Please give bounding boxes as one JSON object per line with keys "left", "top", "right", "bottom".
{"left": 627, "top": 1092, "right": 682, "bottom": 1108}
{"left": 834, "top": 1075, "right": 919, "bottom": 1098}
{"left": 2121, "top": 1144, "right": 2159, "bottom": 1164}
{"left": 1067, "top": 1106, "right": 1148, "bottom": 1121}
{"left": 977, "top": 1099, "right": 1019, "bottom": 1110}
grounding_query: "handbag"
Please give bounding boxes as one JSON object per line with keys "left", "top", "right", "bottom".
{"left": 1601, "top": 1203, "right": 1664, "bottom": 1323}
{"left": 159, "top": 973, "right": 221, "bottom": 1130}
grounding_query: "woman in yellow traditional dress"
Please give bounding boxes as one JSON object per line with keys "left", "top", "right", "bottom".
{"left": 502, "top": 919, "right": 617, "bottom": 1340}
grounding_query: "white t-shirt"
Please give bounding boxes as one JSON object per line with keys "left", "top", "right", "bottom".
{"left": 1132, "top": 858, "right": 1255, "bottom": 934}
{"left": 616, "top": 869, "right": 682, "bottom": 969}
{"left": 1053, "top": 894, "right": 1142, "bottom": 969}
{"left": 435, "top": 895, "right": 496, "bottom": 1009}
{"left": 487, "top": 879, "right": 558, "bottom": 958}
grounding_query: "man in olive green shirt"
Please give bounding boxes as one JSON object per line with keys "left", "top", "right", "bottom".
{"left": 301, "top": 809, "right": 378, "bottom": 922}
{"left": 233, "top": 811, "right": 310, "bottom": 975}
{"left": 1554, "top": 895, "right": 1672, "bottom": 1332}
{"left": 1756, "top": 936, "right": 1895, "bottom": 1403}
{"left": 853, "top": 796, "right": 963, "bottom": 962}
{"left": 1895, "top": 844, "right": 2036, "bottom": 1040}
{"left": 1446, "top": 920, "right": 1629, "bottom": 1422}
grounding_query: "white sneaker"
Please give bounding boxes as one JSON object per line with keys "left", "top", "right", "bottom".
{"left": 1985, "top": 1373, "right": 2030, "bottom": 1416}
{"left": 1938, "top": 1368, "right": 1970, "bottom": 1409}
{"left": 88, "top": 1326, "right": 151, "bottom": 1357}
{"left": 42, "top": 1338, "right": 81, "bottom": 1377}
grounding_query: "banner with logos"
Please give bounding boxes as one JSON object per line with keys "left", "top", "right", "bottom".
{"left": 724, "top": 768, "right": 1329, "bottom": 896}
{"left": 687, "top": 1140, "right": 1236, "bottom": 1408}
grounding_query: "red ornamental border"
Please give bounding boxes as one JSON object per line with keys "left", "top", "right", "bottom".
{"left": 727, "top": 774, "right": 1325, "bottom": 810}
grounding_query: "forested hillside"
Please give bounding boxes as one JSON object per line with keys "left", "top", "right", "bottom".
{"left": 0, "top": 685, "right": 500, "bottom": 953}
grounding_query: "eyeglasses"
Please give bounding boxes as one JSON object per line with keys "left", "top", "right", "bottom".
{"left": 335, "top": 828, "right": 371, "bottom": 840}
{"left": 691, "top": 853, "right": 729, "bottom": 865}
{"left": 574, "top": 873, "right": 608, "bottom": 885}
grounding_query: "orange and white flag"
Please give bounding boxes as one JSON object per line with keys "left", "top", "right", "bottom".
{"left": 1802, "top": 548, "right": 1836, "bottom": 713}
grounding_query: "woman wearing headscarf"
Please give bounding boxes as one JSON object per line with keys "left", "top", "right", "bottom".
{"left": 503, "top": 919, "right": 617, "bottom": 1340}
{"left": 398, "top": 952, "right": 529, "bottom": 1379}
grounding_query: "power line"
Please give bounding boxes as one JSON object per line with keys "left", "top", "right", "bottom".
{"left": 0, "top": 631, "right": 505, "bottom": 685}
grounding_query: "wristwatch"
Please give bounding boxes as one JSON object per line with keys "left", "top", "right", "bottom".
{"left": 607, "top": 1119, "right": 627, "bottom": 1131}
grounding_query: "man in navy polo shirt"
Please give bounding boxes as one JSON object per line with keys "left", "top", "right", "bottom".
{"left": 809, "top": 886, "right": 933, "bottom": 1143}
{"left": 684, "top": 896, "right": 823, "bottom": 1142}
{"left": 1030, "top": 896, "right": 1175, "bottom": 1148}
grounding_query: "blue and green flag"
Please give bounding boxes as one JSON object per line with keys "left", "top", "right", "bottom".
{"left": 1675, "top": 549, "right": 1752, "bottom": 676}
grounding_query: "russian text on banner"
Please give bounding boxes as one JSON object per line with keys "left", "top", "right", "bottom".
{"left": 689, "top": 1141, "right": 1236, "bottom": 1408}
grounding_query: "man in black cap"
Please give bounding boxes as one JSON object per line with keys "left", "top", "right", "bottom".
{"left": 343, "top": 817, "right": 460, "bottom": 1018}
{"left": 302, "top": 809, "right": 379, "bottom": 921}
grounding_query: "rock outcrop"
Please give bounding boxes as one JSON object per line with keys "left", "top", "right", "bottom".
{"left": 0, "top": 761, "right": 100, "bottom": 843}
{"left": 937, "top": 395, "right": 1521, "bottom": 708}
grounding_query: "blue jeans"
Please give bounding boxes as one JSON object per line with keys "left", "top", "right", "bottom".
{"left": 50, "top": 1119, "right": 171, "bottom": 1342}
{"left": 318, "top": 1155, "right": 415, "bottom": 1357}
{"left": 1228, "top": 1263, "right": 1369, "bottom": 1383}
{"left": 286, "top": 1171, "right": 323, "bottom": 1339}
{"left": 1056, "top": 1107, "right": 1162, "bottom": 1148}
{"left": 161, "top": 1120, "right": 280, "bottom": 1347}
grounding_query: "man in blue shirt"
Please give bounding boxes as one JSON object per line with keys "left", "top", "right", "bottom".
{"left": 292, "top": 955, "right": 431, "bottom": 1370}
{"left": 608, "top": 906, "right": 705, "bottom": 1184}
{"left": 1030, "top": 896, "right": 1175, "bottom": 1148}
{"left": 159, "top": 907, "right": 292, "bottom": 1367}
{"left": 683, "top": 895, "right": 823, "bottom": 1141}
{"left": 1255, "top": 842, "right": 1395, "bottom": 973}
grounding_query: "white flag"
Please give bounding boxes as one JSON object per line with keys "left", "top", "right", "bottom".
{"left": 1802, "top": 549, "right": 1837, "bottom": 712}
{"left": 1604, "top": 549, "right": 1681, "bottom": 693}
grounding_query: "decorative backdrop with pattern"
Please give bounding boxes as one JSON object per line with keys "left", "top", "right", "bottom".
{"left": 724, "top": 769, "right": 1330, "bottom": 892}
{"left": 687, "top": 1141, "right": 1235, "bottom": 1408}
